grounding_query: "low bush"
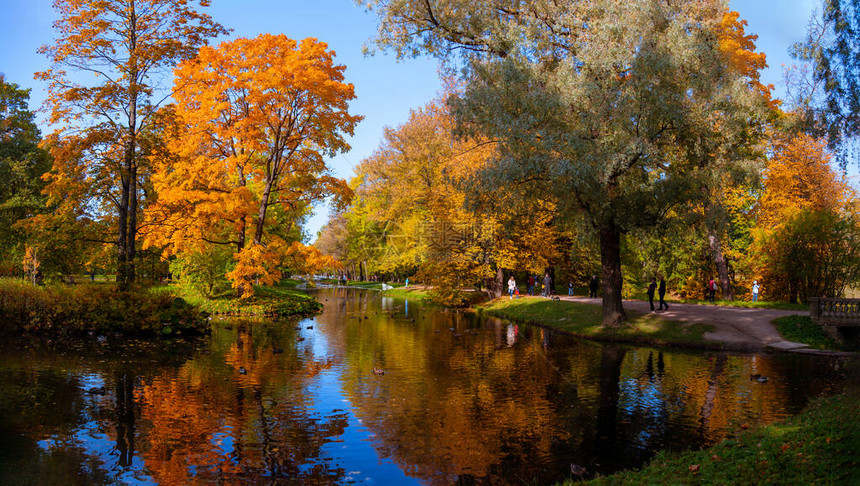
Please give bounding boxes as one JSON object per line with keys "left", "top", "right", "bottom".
{"left": 0, "top": 279, "right": 209, "bottom": 337}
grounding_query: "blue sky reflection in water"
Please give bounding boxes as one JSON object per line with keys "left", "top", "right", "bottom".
{"left": 0, "top": 288, "right": 851, "bottom": 485}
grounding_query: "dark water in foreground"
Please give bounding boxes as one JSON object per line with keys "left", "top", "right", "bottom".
{"left": 0, "top": 287, "right": 853, "bottom": 485}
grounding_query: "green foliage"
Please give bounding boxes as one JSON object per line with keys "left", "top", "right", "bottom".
{"left": 760, "top": 209, "right": 860, "bottom": 302}
{"left": 576, "top": 386, "right": 860, "bottom": 485}
{"left": 0, "top": 76, "right": 51, "bottom": 275}
{"left": 169, "top": 247, "right": 234, "bottom": 299}
{"left": 0, "top": 279, "right": 209, "bottom": 336}
{"left": 774, "top": 315, "right": 847, "bottom": 350}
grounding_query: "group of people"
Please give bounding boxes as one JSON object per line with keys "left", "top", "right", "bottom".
{"left": 509, "top": 272, "right": 762, "bottom": 306}
{"left": 509, "top": 273, "right": 554, "bottom": 299}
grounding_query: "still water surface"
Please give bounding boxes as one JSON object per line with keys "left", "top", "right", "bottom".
{"left": 0, "top": 287, "right": 851, "bottom": 484}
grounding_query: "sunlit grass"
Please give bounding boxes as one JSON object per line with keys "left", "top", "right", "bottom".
{"left": 173, "top": 280, "right": 321, "bottom": 317}
{"left": 382, "top": 287, "right": 430, "bottom": 300}
{"left": 476, "top": 296, "right": 715, "bottom": 348}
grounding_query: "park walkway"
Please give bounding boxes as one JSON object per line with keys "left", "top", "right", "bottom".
{"left": 555, "top": 294, "right": 828, "bottom": 353}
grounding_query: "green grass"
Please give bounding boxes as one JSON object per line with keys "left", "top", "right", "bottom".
{"left": 477, "top": 296, "right": 715, "bottom": 348}
{"left": 568, "top": 386, "right": 860, "bottom": 485}
{"left": 774, "top": 315, "right": 849, "bottom": 351}
{"left": 173, "top": 281, "right": 322, "bottom": 317}
{"left": 382, "top": 287, "right": 430, "bottom": 301}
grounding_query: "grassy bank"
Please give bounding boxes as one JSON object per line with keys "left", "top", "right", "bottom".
{"left": 0, "top": 279, "right": 208, "bottom": 337}
{"left": 477, "top": 296, "right": 716, "bottom": 348}
{"left": 381, "top": 287, "right": 430, "bottom": 301}
{"left": 172, "top": 281, "right": 322, "bottom": 317}
{"left": 774, "top": 315, "right": 853, "bottom": 351}
{"left": 568, "top": 385, "right": 860, "bottom": 485}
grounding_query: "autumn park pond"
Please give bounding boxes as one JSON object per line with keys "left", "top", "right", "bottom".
{"left": 0, "top": 287, "right": 851, "bottom": 485}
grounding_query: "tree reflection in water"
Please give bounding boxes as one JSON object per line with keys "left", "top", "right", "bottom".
{"left": 0, "top": 288, "right": 852, "bottom": 485}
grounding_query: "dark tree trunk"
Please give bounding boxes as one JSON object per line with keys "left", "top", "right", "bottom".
{"left": 600, "top": 226, "right": 626, "bottom": 325}
{"left": 127, "top": 159, "right": 137, "bottom": 284}
{"left": 703, "top": 194, "right": 733, "bottom": 301}
{"left": 493, "top": 266, "right": 504, "bottom": 298}
{"left": 707, "top": 222, "right": 732, "bottom": 301}
{"left": 117, "top": 173, "right": 130, "bottom": 289}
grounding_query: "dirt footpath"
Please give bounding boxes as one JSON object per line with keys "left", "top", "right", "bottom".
{"left": 559, "top": 295, "right": 823, "bottom": 353}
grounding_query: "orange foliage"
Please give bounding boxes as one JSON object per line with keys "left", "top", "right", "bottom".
{"left": 225, "top": 244, "right": 283, "bottom": 299}
{"left": 717, "top": 10, "right": 777, "bottom": 108}
{"left": 283, "top": 241, "right": 342, "bottom": 275}
{"left": 758, "top": 133, "right": 852, "bottom": 229}
{"left": 145, "top": 34, "right": 361, "bottom": 294}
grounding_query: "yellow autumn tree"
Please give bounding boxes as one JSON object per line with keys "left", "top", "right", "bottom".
{"left": 331, "top": 96, "right": 567, "bottom": 304}
{"left": 36, "top": 0, "right": 227, "bottom": 288}
{"left": 145, "top": 34, "right": 360, "bottom": 297}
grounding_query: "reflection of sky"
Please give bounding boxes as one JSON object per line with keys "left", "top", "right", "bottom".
{"left": 303, "top": 317, "right": 418, "bottom": 484}
{"left": 308, "top": 370, "right": 417, "bottom": 484}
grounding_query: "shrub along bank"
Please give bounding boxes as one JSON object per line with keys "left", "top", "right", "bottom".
{"left": 0, "top": 279, "right": 208, "bottom": 337}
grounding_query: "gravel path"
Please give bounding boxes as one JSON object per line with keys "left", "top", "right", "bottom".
{"left": 556, "top": 295, "right": 824, "bottom": 353}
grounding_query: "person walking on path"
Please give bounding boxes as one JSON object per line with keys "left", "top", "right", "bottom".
{"left": 707, "top": 278, "right": 717, "bottom": 302}
{"left": 589, "top": 275, "right": 598, "bottom": 298}
{"left": 658, "top": 276, "right": 669, "bottom": 310}
{"left": 543, "top": 273, "right": 552, "bottom": 297}
{"left": 508, "top": 276, "right": 517, "bottom": 299}
{"left": 752, "top": 280, "right": 760, "bottom": 302}
{"left": 647, "top": 277, "right": 657, "bottom": 311}
{"left": 568, "top": 281, "right": 573, "bottom": 296}
{"left": 527, "top": 275, "right": 535, "bottom": 295}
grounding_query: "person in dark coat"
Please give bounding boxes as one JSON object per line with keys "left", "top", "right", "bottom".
{"left": 543, "top": 273, "right": 552, "bottom": 297}
{"left": 588, "top": 275, "right": 598, "bottom": 298}
{"left": 647, "top": 277, "right": 657, "bottom": 311}
{"left": 658, "top": 276, "right": 669, "bottom": 310}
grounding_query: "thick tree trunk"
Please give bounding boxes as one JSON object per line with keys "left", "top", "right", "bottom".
{"left": 600, "top": 226, "right": 626, "bottom": 325}
{"left": 703, "top": 192, "right": 732, "bottom": 301}
{"left": 493, "top": 266, "right": 504, "bottom": 298}
{"left": 707, "top": 222, "right": 732, "bottom": 301}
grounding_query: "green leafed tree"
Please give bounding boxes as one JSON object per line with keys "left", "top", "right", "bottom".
{"left": 0, "top": 75, "right": 51, "bottom": 275}
{"left": 360, "top": 0, "right": 769, "bottom": 324}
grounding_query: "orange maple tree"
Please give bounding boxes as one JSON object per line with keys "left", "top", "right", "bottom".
{"left": 36, "top": 0, "right": 227, "bottom": 288}
{"left": 145, "top": 34, "right": 360, "bottom": 296}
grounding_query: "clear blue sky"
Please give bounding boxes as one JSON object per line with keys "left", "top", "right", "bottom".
{"left": 0, "top": 0, "right": 822, "bottom": 237}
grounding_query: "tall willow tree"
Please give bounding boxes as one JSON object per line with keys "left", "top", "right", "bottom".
{"left": 37, "top": 0, "right": 227, "bottom": 288}
{"left": 360, "top": 0, "right": 769, "bottom": 324}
